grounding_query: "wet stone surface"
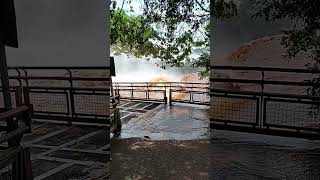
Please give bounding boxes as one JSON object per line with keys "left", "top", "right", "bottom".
{"left": 118, "top": 102, "right": 210, "bottom": 140}
{"left": 210, "top": 130, "right": 320, "bottom": 179}
{"left": 111, "top": 101, "right": 210, "bottom": 179}
{"left": 114, "top": 100, "right": 320, "bottom": 179}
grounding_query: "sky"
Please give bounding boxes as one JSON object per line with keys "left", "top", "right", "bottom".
{"left": 6, "top": 0, "right": 108, "bottom": 66}
{"left": 4, "top": 0, "right": 288, "bottom": 68}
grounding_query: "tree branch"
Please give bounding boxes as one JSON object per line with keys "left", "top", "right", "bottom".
{"left": 195, "top": 0, "right": 209, "bottom": 13}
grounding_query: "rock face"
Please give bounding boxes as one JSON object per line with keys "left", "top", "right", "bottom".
{"left": 212, "top": 35, "right": 315, "bottom": 95}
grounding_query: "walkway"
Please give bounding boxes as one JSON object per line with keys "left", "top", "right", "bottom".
{"left": 111, "top": 101, "right": 210, "bottom": 179}
{"left": 22, "top": 122, "right": 109, "bottom": 180}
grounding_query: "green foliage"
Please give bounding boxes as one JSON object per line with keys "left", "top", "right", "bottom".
{"left": 110, "top": 3, "right": 160, "bottom": 58}
{"left": 142, "top": 0, "right": 237, "bottom": 76}
{"left": 110, "top": 0, "right": 238, "bottom": 77}
{"left": 254, "top": 0, "right": 320, "bottom": 117}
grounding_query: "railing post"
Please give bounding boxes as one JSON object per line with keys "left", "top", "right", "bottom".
{"left": 22, "top": 69, "right": 29, "bottom": 87}
{"left": 15, "top": 68, "right": 22, "bottom": 87}
{"left": 131, "top": 83, "right": 134, "bottom": 99}
{"left": 169, "top": 89, "right": 172, "bottom": 106}
{"left": 22, "top": 88, "right": 33, "bottom": 134}
{"left": 260, "top": 70, "right": 265, "bottom": 127}
{"left": 15, "top": 87, "right": 23, "bottom": 107}
{"left": 67, "top": 69, "right": 73, "bottom": 88}
{"left": 117, "top": 83, "right": 120, "bottom": 95}
{"left": 69, "top": 88, "right": 74, "bottom": 125}
{"left": 66, "top": 69, "right": 74, "bottom": 125}
{"left": 261, "top": 70, "right": 265, "bottom": 93}
{"left": 147, "top": 82, "right": 149, "bottom": 100}
{"left": 164, "top": 83, "right": 167, "bottom": 104}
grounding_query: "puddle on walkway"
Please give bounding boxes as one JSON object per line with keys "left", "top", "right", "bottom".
{"left": 114, "top": 101, "right": 320, "bottom": 179}
{"left": 210, "top": 130, "right": 320, "bottom": 179}
{"left": 116, "top": 103, "right": 210, "bottom": 140}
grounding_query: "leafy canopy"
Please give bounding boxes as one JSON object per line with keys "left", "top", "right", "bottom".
{"left": 254, "top": 0, "right": 320, "bottom": 116}
{"left": 110, "top": 0, "right": 238, "bottom": 77}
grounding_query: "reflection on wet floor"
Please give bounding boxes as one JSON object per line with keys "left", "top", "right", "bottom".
{"left": 210, "top": 130, "right": 320, "bottom": 179}
{"left": 115, "top": 100, "right": 320, "bottom": 179}
{"left": 116, "top": 100, "right": 210, "bottom": 140}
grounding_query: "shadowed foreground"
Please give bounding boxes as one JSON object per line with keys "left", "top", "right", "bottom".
{"left": 111, "top": 138, "right": 209, "bottom": 180}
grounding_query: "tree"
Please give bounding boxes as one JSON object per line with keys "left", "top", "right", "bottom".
{"left": 110, "top": 1, "right": 160, "bottom": 58}
{"left": 110, "top": 0, "right": 238, "bottom": 77}
{"left": 254, "top": 0, "right": 320, "bottom": 116}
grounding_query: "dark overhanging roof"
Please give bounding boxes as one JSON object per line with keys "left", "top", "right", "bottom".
{"left": 0, "top": 0, "right": 18, "bottom": 48}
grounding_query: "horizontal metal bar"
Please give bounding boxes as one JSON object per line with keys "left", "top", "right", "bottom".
{"left": 170, "top": 90, "right": 209, "bottom": 93}
{"left": 263, "top": 123, "right": 320, "bottom": 132}
{"left": 210, "top": 118, "right": 258, "bottom": 126}
{"left": 118, "top": 89, "right": 166, "bottom": 92}
{"left": 211, "top": 78, "right": 320, "bottom": 86}
{"left": 0, "top": 106, "right": 30, "bottom": 121}
{"left": 33, "top": 111, "right": 68, "bottom": 115}
{"left": 114, "top": 82, "right": 209, "bottom": 85}
{"left": 29, "top": 90, "right": 68, "bottom": 94}
{"left": 73, "top": 113, "right": 108, "bottom": 117}
{"left": 171, "top": 100, "right": 209, "bottom": 105}
{"left": 27, "top": 86, "right": 110, "bottom": 91}
{"left": 32, "top": 115, "right": 108, "bottom": 124}
{"left": 266, "top": 98, "right": 320, "bottom": 104}
{"left": 210, "top": 89, "right": 320, "bottom": 100}
{"left": 9, "top": 76, "right": 110, "bottom": 81}
{"left": 210, "top": 122, "right": 320, "bottom": 140}
{"left": 8, "top": 66, "right": 110, "bottom": 70}
{"left": 72, "top": 92, "right": 109, "bottom": 96}
{"left": 211, "top": 65, "right": 320, "bottom": 73}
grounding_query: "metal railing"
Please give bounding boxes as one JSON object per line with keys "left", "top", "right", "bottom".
{"left": 0, "top": 146, "right": 33, "bottom": 180}
{"left": 211, "top": 66, "right": 320, "bottom": 139}
{"left": 0, "top": 87, "right": 33, "bottom": 180}
{"left": 113, "top": 82, "right": 209, "bottom": 105}
{"left": 110, "top": 95, "right": 121, "bottom": 134}
{"left": 0, "top": 66, "right": 111, "bottom": 126}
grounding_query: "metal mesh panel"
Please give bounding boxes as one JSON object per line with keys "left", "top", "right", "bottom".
{"left": 118, "top": 90, "right": 131, "bottom": 98}
{"left": 132, "top": 91, "right": 147, "bottom": 99}
{"left": 193, "top": 93, "right": 210, "bottom": 103}
{"left": 265, "top": 100, "right": 319, "bottom": 129}
{"left": 29, "top": 92, "right": 68, "bottom": 114}
{"left": 0, "top": 92, "right": 16, "bottom": 108}
{"left": 0, "top": 163, "right": 13, "bottom": 180}
{"left": 171, "top": 91, "right": 190, "bottom": 101}
{"left": 210, "top": 96, "right": 258, "bottom": 124}
{"left": 148, "top": 91, "right": 165, "bottom": 100}
{"left": 73, "top": 94, "right": 108, "bottom": 116}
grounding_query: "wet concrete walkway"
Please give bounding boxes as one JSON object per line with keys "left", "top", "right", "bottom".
{"left": 112, "top": 100, "right": 320, "bottom": 180}
{"left": 210, "top": 130, "right": 320, "bottom": 179}
{"left": 119, "top": 103, "right": 210, "bottom": 140}
{"left": 111, "top": 101, "right": 210, "bottom": 179}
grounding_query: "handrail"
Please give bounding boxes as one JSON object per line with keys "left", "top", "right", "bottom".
{"left": 8, "top": 66, "right": 110, "bottom": 70}
{"left": 0, "top": 105, "right": 30, "bottom": 121}
{"left": 113, "top": 82, "right": 209, "bottom": 85}
{"left": 9, "top": 76, "right": 110, "bottom": 81}
{"left": 22, "top": 86, "right": 111, "bottom": 91}
{"left": 210, "top": 88, "right": 320, "bottom": 100}
{"left": 210, "top": 78, "right": 320, "bottom": 86}
{"left": 211, "top": 65, "right": 320, "bottom": 73}
{"left": 211, "top": 66, "right": 320, "bottom": 89}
